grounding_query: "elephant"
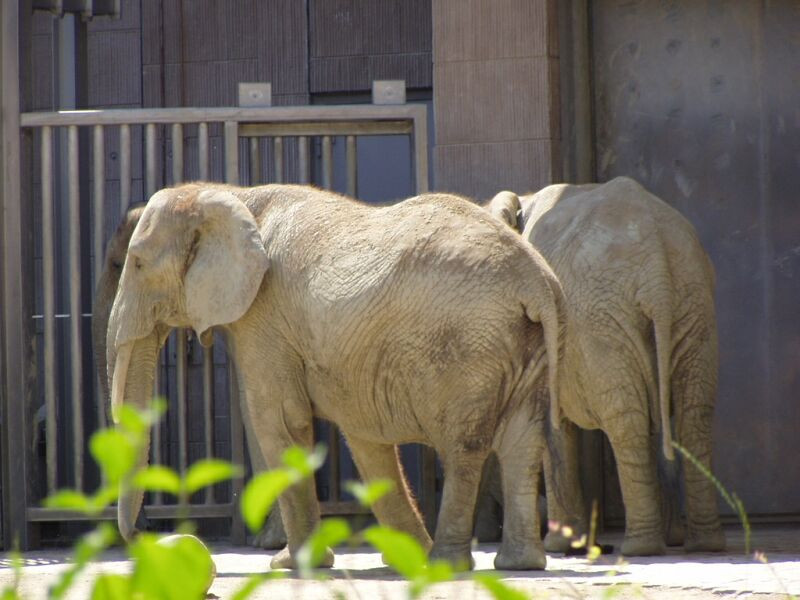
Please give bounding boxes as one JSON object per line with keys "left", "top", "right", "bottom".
{"left": 486, "top": 176, "right": 725, "bottom": 556}
{"left": 91, "top": 203, "right": 287, "bottom": 550}
{"left": 106, "top": 182, "right": 567, "bottom": 570}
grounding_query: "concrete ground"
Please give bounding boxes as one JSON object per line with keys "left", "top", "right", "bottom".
{"left": 1, "top": 524, "right": 798, "bottom": 599}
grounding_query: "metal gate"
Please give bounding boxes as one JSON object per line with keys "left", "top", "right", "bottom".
{"left": 1, "top": 102, "right": 434, "bottom": 549}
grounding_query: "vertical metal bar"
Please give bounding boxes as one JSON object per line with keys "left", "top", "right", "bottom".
{"left": 346, "top": 135, "right": 358, "bottom": 197}
{"left": 41, "top": 126, "right": 58, "bottom": 494}
{"left": 224, "top": 120, "right": 246, "bottom": 541}
{"left": 198, "top": 122, "right": 209, "bottom": 180}
{"left": 224, "top": 121, "right": 239, "bottom": 185}
{"left": 171, "top": 122, "right": 183, "bottom": 184}
{"left": 202, "top": 344, "right": 214, "bottom": 503}
{"left": 328, "top": 426, "right": 340, "bottom": 502}
{"left": 298, "top": 136, "right": 309, "bottom": 184}
{"left": 420, "top": 446, "right": 437, "bottom": 534}
{"left": 68, "top": 125, "right": 84, "bottom": 491}
{"left": 92, "top": 125, "right": 106, "bottom": 430}
{"left": 321, "top": 136, "right": 333, "bottom": 190}
{"left": 119, "top": 123, "right": 131, "bottom": 212}
{"left": 249, "top": 137, "right": 261, "bottom": 185}
{"left": 146, "top": 122, "right": 162, "bottom": 503}
{"left": 145, "top": 122, "right": 157, "bottom": 197}
{"left": 273, "top": 137, "right": 283, "bottom": 183}
{"left": 411, "top": 110, "right": 429, "bottom": 194}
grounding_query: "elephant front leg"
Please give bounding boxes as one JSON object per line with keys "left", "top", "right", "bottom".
{"left": 237, "top": 367, "right": 330, "bottom": 569}
{"left": 607, "top": 415, "right": 665, "bottom": 556}
{"left": 543, "top": 419, "right": 588, "bottom": 553}
{"left": 429, "top": 451, "right": 488, "bottom": 570}
{"left": 345, "top": 435, "right": 432, "bottom": 550}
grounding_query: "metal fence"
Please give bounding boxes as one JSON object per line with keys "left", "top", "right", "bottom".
{"left": 1, "top": 103, "right": 433, "bottom": 549}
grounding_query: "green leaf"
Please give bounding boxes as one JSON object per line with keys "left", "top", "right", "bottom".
{"left": 240, "top": 469, "right": 293, "bottom": 533}
{"left": 50, "top": 524, "right": 117, "bottom": 600}
{"left": 132, "top": 465, "right": 181, "bottom": 495}
{"left": 185, "top": 459, "right": 243, "bottom": 495}
{"left": 129, "top": 533, "right": 215, "bottom": 600}
{"left": 362, "top": 526, "right": 427, "bottom": 579}
{"left": 91, "top": 574, "right": 132, "bottom": 600}
{"left": 282, "top": 444, "right": 326, "bottom": 478}
{"left": 90, "top": 429, "right": 137, "bottom": 485}
{"left": 42, "top": 490, "right": 93, "bottom": 514}
{"left": 297, "top": 518, "right": 351, "bottom": 576}
{"left": 473, "top": 574, "right": 529, "bottom": 600}
{"left": 345, "top": 479, "right": 395, "bottom": 507}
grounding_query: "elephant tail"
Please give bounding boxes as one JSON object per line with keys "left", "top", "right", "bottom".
{"left": 521, "top": 262, "right": 565, "bottom": 431}
{"left": 652, "top": 305, "right": 675, "bottom": 460}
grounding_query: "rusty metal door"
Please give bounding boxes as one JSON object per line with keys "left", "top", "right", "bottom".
{"left": 587, "top": 0, "right": 800, "bottom": 521}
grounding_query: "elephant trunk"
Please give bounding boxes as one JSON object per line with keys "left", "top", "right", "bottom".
{"left": 109, "top": 334, "right": 160, "bottom": 541}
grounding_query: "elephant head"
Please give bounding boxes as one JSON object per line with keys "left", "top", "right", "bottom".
{"left": 107, "top": 185, "right": 269, "bottom": 540}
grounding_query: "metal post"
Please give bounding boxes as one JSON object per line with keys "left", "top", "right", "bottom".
{"left": 273, "top": 137, "right": 283, "bottom": 183}
{"left": 249, "top": 137, "right": 261, "bottom": 185}
{"left": 41, "top": 127, "right": 58, "bottom": 494}
{"left": 298, "top": 136, "right": 309, "bottom": 184}
{"left": 1, "top": 0, "right": 32, "bottom": 550}
{"left": 92, "top": 125, "right": 106, "bottom": 430}
{"left": 321, "top": 136, "right": 332, "bottom": 190}
{"left": 68, "top": 125, "right": 85, "bottom": 491}
{"left": 411, "top": 109, "right": 429, "bottom": 194}
{"left": 346, "top": 135, "right": 357, "bottom": 197}
{"left": 119, "top": 124, "right": 130, "bottom": 212}
{"left": 224, "top": 120, "right": 246, "bottom": 543}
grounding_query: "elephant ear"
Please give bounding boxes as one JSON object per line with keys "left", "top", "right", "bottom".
{"left": 184, "top": 189, "right": 269, "bottom": 338}
{"left": 487, "top": 191, "right": 522, "bottom": 231}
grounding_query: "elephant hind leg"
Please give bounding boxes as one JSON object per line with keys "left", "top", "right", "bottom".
{"left": 345, "top": 434, "right": 432, "bottom": 550}
{"left": 492, "top": 404, "right": 548, "bottom": 570}
{"left": 605, "top": 406, "right": 666, "bottom": 556}
{"left": 674, "top": 379, "right": 725, "bottom": 552}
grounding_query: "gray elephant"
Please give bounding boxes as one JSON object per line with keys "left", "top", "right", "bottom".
{"left": 91, "top": 203, "right": 287, "bottom": 550}
{"left": 107, "top": 182, "right": 566, "bottom": 570}
{"left": 487, "top": 176, "right": 725, "bottom": 556}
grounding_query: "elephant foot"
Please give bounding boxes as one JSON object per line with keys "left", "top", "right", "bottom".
{"left": 429, "top": 542, "right": 474, "bottom": 571}
{"left": 665, "top": 516, "right": 685, "bottom": 547}
{"left": 495, "top": 541, "right": 546, "bottom": 571}
{"left": 269, "top": 545, "right": 335, "bottom": 570}
{"left": 543, "top": 530, "right": 572, "bottom": 554}
{"left": 621, "top": 532, "right": 666, "bottom": 556}
{"left": 251, "top": 521, "right": 287, "bottom": 550}
{"left": 685, "top": 525, "right": 725, "bottom": 553}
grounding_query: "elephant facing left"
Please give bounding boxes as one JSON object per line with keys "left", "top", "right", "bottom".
{"left": 106, "top": 182, "right": 567, "bottom": 571}
{"left": 91, "top": 202, "right": 288, "bottom": 549}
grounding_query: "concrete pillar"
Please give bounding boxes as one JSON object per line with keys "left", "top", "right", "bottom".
{"left": 432, "top": 0, "right": 560, "bottom": 199}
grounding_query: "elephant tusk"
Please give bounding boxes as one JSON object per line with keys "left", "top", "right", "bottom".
{"left": 111, "top": 342, "right": 133, "bottom": 424}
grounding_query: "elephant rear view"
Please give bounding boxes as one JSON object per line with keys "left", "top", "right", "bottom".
{"left": 489, "top": 176, "right": 724, "bottom": 556}
{"left": 107, "top": 183, "right": 567, "bottom": 570}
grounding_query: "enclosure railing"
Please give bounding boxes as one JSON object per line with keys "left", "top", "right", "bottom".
{"left": 3, "top": 103, "right": 432, "bottom": 549}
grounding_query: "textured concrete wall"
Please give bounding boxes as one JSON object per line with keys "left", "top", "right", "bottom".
{"left": 432, "top": 0, "right": 559, "bottom": 200}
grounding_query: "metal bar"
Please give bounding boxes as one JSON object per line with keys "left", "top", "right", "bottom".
{"left": 239, "top": 121, "right": 412, "bottom": 138}
{"left": 321, "top": 136, "right": 332, "bottom": 189}
{"left": 27, "top": 503, "right": 236, "bottom": 522}
{"left": 412, "top": 110, "right": 429, "bottom": 194}
{"left": 249, "top": 137, "right": 261, "bottom": 185}
{"left": 346, "top": 135, "right": 358, "bottom": 197}
{"left": 328, "top": 425, "right": 340, "bottom": 502}
{"left": 273, "top": 137, "right": 283, "bottom": 183}
{"left": 224, "top": 121, "right": 239, "bottom": 185}
{"left": 298, "top": 136, "right": 309, "bottom": 184}
{"left": 92, "top": 125, "right": 106, "bottom": 430}
{"left": 202, "top": 344, "right": 214, "bottom": 503}
{"left": 119, "top": 123, "right": 130, "bottom": 212}
{"left": 171, "top": 122, "right": 183, "bottom": 184}
{"left": 68, "top": 125, "right": 84, "bottom": 491}
{"left": 41, "top": 126, "right": 58, "bottom": 494}
{"left": 145, "top": 122, "right": 156, "bottom": 197}
{"left": 20, "top": 104, "right": 428, "bottom": 127}
{"left": 197, "top": 122, "right": 209, "bottom": 180}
